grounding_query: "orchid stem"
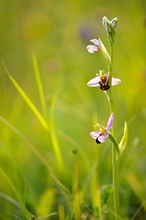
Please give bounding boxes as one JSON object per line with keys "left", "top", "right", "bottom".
{"left": 108, "top": 35, "right": 119, "bottom": 219}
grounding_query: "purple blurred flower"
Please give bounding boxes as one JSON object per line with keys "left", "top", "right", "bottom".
{"left": 87, "top": 73, "right": 121, "bottom": 91}
{"left": 90, "top": 113, "right": 114, "bottom": 144}
{"left": 86, "top": 39, "right": 100, "bottom": 53}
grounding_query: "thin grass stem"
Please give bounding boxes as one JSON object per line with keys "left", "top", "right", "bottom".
{"left": 2, "top": 62, "right": 49, "bottom": 133}
{"left": 32, "top": 52, "right": 47, "bottom": 119}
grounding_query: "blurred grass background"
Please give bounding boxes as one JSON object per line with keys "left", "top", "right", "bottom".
{"left": 0, "top": 0, "right": 146, "bottom": 219}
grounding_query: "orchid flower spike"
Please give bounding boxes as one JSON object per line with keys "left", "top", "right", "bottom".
{"left": 87, "top": 72, "right": 121, "bottom": 91}
{"left": 86, "top": 39, "right": 100, "bottom": 53}
{"left": 90, "top": 113, "right": 114, "bottom": 144}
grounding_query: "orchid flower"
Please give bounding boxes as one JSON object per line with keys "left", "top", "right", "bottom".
{"left": 86, "top": 39, "right": 100, "bottom": 53}
{"left": 87, "top": 73, "right": 121, "bottom": 91}
{"left": 90, "top": 113, "right": 114, "bottom": 144}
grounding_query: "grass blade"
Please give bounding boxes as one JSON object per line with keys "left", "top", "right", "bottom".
{"left": 0, "top": 115, "right": 52, "bottom": 173}
{"left": 2, "top": 63, "right": 63, "bottom": 169}
{"left": 0, "top": 168, "right": 33, "bottom": 219}
{"left": 2, "top": 62, "right": 49, "bottom": 133}
{"left": 49, "top": 95, "right": 63, "bottom": 170}
{"left": 0, "top": 115, "right": 69, "bottom": 204}
{"left": 0, "top": 192, "right": 23, "bottom": 210}
{"left": 32, "top": 52, "right": 47, "bottom": 119}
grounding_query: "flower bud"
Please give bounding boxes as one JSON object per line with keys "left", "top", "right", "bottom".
{"left": 102, "top": 16, "right": 113, "bottom": 34}
{"left": 102, "top": 16, "right": 118, "bottom": 43}
{"left": 111, "top": 17, "right": 118, "bottom": 28}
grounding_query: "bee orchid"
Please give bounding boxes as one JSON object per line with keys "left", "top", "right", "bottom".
{"left": 90, "top": 113, "right": 114, "bottom": 144}
{"left": 87, "top": 73, "right": 121, "bottom": 91}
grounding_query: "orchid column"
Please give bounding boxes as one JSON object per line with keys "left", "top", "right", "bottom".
{"left": 86, "top": 17, "right": 128, "bottom": 220}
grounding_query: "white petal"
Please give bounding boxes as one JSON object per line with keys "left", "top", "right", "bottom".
{"left": 90, "top": 39, "right": 100, "bottom": 47}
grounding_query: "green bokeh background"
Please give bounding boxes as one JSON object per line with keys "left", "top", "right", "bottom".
{"left": 0, "top": 0, "right": 146, "bottom": 219}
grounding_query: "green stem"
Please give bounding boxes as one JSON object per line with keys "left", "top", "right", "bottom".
{"left": 108, "top": 36, "right": 120, "bottom": 219}
{"left": 106, "top": 92, "right": 119, "bottom": 219}
{"left": 112, "top": 146, "right": 119, "bottom": 219}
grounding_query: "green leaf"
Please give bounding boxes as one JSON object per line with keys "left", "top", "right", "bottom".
{"left": 99, "top": 38, "right": 111, "bottom": 67}
{"left": 119, "top": 121, "right": 128, "bottom": 155}
{"left": 109, "top": 132, "right": 120, "bottom": 153}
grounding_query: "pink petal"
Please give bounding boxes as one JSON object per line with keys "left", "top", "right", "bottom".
{"left": 106, "top": 113, "right": 114, "bottom": 130}
{"left": 90, "top": 131, "right": 101, "bottom": 139}
{"left": 86, "top": 45, "right": 99, "bottom": 53}
{"left": 90, "top": 39, "right": 100, "bottom": 47}
{"left": 87, "top": 76, "right": 100, "bottom": 87}
{"left": 112, "top": 77, "right": 121, "bottom": 86}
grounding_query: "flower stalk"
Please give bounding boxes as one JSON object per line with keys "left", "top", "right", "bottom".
{"left": 109, "top": 45, "right": 120, "bottom": 220}
{"left": 104, "top": 16, "right": 120, "bottom": 219}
